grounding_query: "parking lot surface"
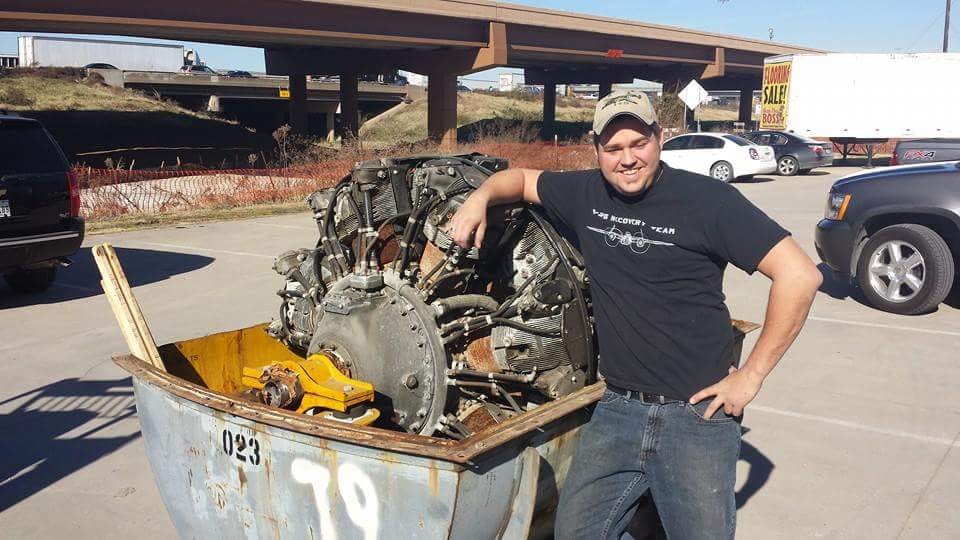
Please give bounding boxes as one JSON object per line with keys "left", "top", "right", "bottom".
{"left": 1, "top": 165, "right": 957, "bottom": 539}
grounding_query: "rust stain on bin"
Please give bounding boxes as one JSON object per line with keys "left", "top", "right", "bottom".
{"left": 428, "top": 462, "right": 439, "bottom": 498}
{"left": 326, "top": 447, "right": 339, "bottom": 518}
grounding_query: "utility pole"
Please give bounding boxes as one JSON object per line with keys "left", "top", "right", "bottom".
{"left": 945, "top": 0, "right": 952, "bottom": 52}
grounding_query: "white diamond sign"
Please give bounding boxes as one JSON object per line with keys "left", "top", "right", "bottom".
{"left": 678, "top": 79, "right": 709, "bottom": 110}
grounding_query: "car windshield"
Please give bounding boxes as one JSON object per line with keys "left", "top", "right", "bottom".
{"left": 0, "top": 122, "right": 67, "bottom": 176}
{"left": 723, "top": 135, "right": 752, "bottom": 146}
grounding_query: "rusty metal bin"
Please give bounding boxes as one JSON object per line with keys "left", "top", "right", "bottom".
{"left": 115, "top": 320, "right": 757, "bottom": 539}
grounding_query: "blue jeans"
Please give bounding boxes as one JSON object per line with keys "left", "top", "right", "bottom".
{"left": 555, "top": 388, "right": 741, "bottom": 540}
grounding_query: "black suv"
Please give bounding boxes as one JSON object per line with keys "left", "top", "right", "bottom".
{"left": 0, "top": 115, "right": 84, "bottom": 293}
{"left": 815, "top": 162, "right": 959, "bottom": 314}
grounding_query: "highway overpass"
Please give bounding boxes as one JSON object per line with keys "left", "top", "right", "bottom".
{"left": 1, "top": 0, "right": 821, "bottom": 146}
{"left": 112, "top": 71, "right": 408, "bottom": 140}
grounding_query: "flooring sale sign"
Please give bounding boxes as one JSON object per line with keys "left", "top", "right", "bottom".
{"left": 760, "top": 60, "right": 793, "bottom": 130}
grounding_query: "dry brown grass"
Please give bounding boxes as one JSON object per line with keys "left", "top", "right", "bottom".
{"left": 359, "top": 91, "right": 594, "bottom": 145}
{"left": 0, "top": 68, "right": 219, "bottom": 118}
{"left": 470, "top": 141, "right": 595, "bottom": 171}
{"left": 697, "top": 104, "right": 739, "bottom": 121}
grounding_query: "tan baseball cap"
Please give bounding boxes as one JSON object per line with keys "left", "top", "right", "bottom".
{"left": 592, "top": 90, "right": 659, "bottom": 135}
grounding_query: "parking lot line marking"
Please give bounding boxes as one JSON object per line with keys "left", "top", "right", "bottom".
{"left": 136, "top": 242, "right": 275, "bottom": 260}
{"left": 807, "top": 316, "right": 960, "bottom": 338}
{"left": 750, "top": 405, "right": 960, "bottom": 447}
{"left": 257, "top": 222, "right": 316, "bottom": 230}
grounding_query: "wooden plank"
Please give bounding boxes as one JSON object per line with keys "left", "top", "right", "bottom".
{"left": 103, "top": 245, "right": 163, "bottom": 369}
{"left": 101, "top": 278, "right": 148, "bottom": 361}
{"left": 93, "top": 243, "right": 165, "bottom": 372}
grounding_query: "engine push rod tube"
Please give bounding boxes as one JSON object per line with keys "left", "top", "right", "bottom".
{"left": 449, "top": 380, "right": 524, "bottom": 414}
{"left": 446, "top": 367, "right": 537, "bottom": 384}
{"left": 397, "top": 186, "right": 472, "bottom": 277}
{"left": 319, "top": 177, "right": 352, "bottom": 277}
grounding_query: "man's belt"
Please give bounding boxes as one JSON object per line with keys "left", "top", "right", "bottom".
{"left": 606, "top": 384, "right": 683, "bottom": 405}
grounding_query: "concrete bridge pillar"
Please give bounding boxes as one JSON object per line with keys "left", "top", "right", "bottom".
{"left": 206, "top": 94, "right": 221, "bottom": 113}
{"left": 324, "top": 110, "right": 336, "bottom": 142}
{"left": 428, "top": 72, "right": 458, "bottom": 149}
{"left": 739, "top": 87, "right": 756, "bottom": 128}
{"left": 339, "top": 70, "right": 359, "bottom": 141}
{"left": 542, "top": 81, "right": 557, "bottom": 141}
{"left": 288, "top": 74, "right": 308, "bottom": 134}
{"left": 599, "top": 79, "right": 613, "bottom": 98}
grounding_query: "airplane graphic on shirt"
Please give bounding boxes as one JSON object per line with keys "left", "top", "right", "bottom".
{"left": 586, "top": 225, "right": 676, "bottom": 254}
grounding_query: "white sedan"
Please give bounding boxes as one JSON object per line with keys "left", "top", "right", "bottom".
{"left": 661, "top": 133, "right": 776, "bottom": 182}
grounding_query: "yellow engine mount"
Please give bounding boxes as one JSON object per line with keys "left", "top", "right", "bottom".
{"left": 241, "top": 353, "right": 378, "bottom": 425}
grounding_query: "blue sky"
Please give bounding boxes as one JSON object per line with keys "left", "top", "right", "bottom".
{"left": 2, "top": 0, "right": 955, "bottom": 86}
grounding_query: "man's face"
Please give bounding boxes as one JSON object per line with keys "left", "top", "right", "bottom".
{"left": 594, "top": 116, "right": 662, "bottom": 196}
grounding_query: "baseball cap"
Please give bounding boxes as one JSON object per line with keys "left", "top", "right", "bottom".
{"left": 592, "top": 90, "right": 659, "bottom": 135}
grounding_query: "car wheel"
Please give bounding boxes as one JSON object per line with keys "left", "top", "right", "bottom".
{"left": 855, "top": 224, "right": 955, "bottom": 315}
{"left": 710, "top": 161, "right": 733, "bottom": 182}
{"left": 777, "top": 156, "right": 799, "bottom": 176}
{"left": 4, "top": 267, "right": 57, "bottom": 293}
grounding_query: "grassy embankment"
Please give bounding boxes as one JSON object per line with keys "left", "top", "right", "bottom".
{"left": 0, "top": 69, "right": 272, "bottom": 167}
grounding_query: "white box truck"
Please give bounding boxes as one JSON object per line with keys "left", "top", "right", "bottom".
{"left": 760, "top": 53, "right": 960, "bottom": 160}
{"left": 17, "top": 36, "right": 184, "bottom": 72}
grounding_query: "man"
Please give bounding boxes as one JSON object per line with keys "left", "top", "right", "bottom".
{"left": 449, "top": 90, "right": 822, "bottom": 539}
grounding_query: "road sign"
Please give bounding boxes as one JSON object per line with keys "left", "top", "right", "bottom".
{"left": 678, "top": 80, "right": 709, "bottom": 110}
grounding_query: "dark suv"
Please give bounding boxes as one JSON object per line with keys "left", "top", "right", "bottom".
{"left": 0, "top": 115, "right": 84, "bottom": 293}
{"left": 815, "top": 162, "right": 959, "bottom": 314}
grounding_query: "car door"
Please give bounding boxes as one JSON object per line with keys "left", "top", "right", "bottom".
{"left": 687, "top": 135, "right": 725, "bottom": 175}
{"left": 661, "top": 135, "right": 692, "bottom": 170}
{"left": 770, "top": 133, "right": 791, "bottom": 160}
{"left": 749, "top": 133, "right": 774, "bottom": 156}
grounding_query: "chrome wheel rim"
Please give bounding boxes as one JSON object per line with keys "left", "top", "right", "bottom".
{"left": 867, "top": 240, "right": 925, "bottom": 303}
{"left": 712, "top": 164, "right": 731, "bottom": 181}
{"left": 778, "top": 157, "right": 797, "bottom": 175}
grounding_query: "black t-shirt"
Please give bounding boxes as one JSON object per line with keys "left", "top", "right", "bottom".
{"left": 537, "top": 163, "right": 789, "bottom": 400}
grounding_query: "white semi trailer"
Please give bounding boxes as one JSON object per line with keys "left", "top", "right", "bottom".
{"left": 760, "top": 53, "right": 960, "bottom": 162}
{"left": 17, "top": 36, "right": 184, "bottom": 72}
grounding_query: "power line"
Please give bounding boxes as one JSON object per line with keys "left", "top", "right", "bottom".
{"left": 906, "top": 12, "right": 943, "bottom": 52}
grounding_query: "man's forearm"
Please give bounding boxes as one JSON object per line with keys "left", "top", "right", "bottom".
{"left": 473, "top": 169, "right": 531, "bottom": 206}
{"left": 740, "top": 272, "right": 819, "bottom": 383}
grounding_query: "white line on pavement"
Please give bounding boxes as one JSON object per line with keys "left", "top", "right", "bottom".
{"left": 807, "top": 316, "right": 960, "bottom": 338}
{"left": 256, "top": 222, "right": 315, "bottom": 230}
{"left": 750, "top": 405, "right": 960, "bottom": 447}
{"left": 135, "top": 242, "right": 275, "bottom": 260}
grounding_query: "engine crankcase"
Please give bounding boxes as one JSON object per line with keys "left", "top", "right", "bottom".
{"left": 307, "top": 275, "right": 448, "bottom": 435}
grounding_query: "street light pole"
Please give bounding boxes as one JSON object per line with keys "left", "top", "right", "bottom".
{"left": 945, "top": 0, "right": 952, "bottom": 52}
